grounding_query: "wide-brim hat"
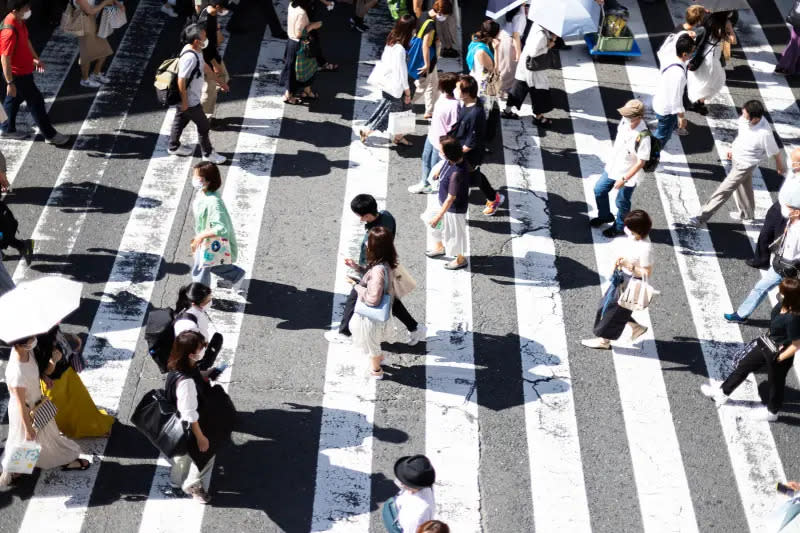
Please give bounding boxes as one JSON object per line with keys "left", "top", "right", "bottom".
{"left": 780, "top": 177, "right": 800, "bottom": 209}
{"left": 394, "top": 455, "right": 436, "bottom": 489}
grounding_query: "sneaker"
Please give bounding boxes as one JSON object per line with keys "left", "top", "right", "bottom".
{"left": 370, "top": 369, "right": 384, "bottom": 379}
{"left": 19, "top": 238, "right": 33, "bottom": 266}
{"left": 186, "top": 485, "right": 212, "bottom": 504}
{"left": 160, "top": 4, "right": 178, "bottom": 17}
{"left": 686, "top": 216, "right": 705, "bottom": 227}
{"left": 168, "top": 145, "right": 194, "bottom": 157}
{"left": 602, "top": 226, "right": 623, "bottom": 238}
{"left": 700, "top": 382, "right": 729, "bottom": 406}
{"left": 629, "top": 323, "right": 648, "bottom": 343}
{"left": 408, "top": 183, "right": 433, "bottom": 194}
{"left": 749, "top": 406, "right": 779, "bottom": 422}
{"left": 407, "top": 326, "right": 427, "bottom": 346}
{"left": 324, "top": 330, "right": 352, "bottom": 344}
{"left": 724, "top": 312, "right": 747, "bottom": 323}
{"left": 581, "top": 337, "right": 611, "bottom": 350}
{"left": 45, "top": 132, "right": 70, "bottom": 146}
{"left": 440, "top": 47, "right": 459, "bottom": 58}
{"left": 202, "top": 151, "right": 227, "bottom": 164}
{"left": 80, "top": 77, "right": 101, "bottom": 89}
{"left": 0, "top": 129, "right": 29, "bottom": 140}
{"left": 589, "top": 216, "right": 614, "bottom": 227}
{"left": 676, "top": 127, "right": 689, "bottom": 136}
{"left": 729, "top": 211, "right": 754, "bottom": 222}
{"left": 482, "top": 192, "right": 504, "bottom": 216}
{"left": 91, "top": 73, "right": 111, "bottom": 84}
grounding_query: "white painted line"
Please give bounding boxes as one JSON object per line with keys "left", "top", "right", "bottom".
{"left": 309, "top": 15, "right": 393, "bottom": 533}
{"left": 560, "top": 46, "right": 699, "bottom": 532}
{"left": 500, "top": 105, "right": 592, "bottom": 531}
{"left": 624, "top": 10, "right": 785, "bottom": 532}
{"left": 137, "top": 25, "right": 286, "bottom": 533}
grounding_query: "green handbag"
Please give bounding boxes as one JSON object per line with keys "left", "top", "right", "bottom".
{"left": 295, "top": 30, "right": 318, "bottom": 83}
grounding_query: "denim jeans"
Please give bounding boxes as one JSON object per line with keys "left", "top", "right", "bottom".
{"left": 420, "top": 138, "right": 441, "bottom": 186}
{"left": 654, "top": 113, "right": 678, "bottom": 149}
{"left": 2, "top": 74, "right": 57, "bottom": 138}
{"left": 737, "top": 267, "right": 782, "bottom": 318}
{"left": 593, "top": 171, "right": 636, "bottom": 231}
{"left": 191, "top": 246, "right": 245, "bottom": 287}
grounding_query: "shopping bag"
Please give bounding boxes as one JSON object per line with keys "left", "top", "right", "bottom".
{"left": 387, "top": 110, "right": 415, "bottom": 136}
{"left": 391, "top": 264, "right": 417, "bottom": 299}
{"left": 60, "top": 2, "right": 85, "bottom": 37}
{"left": 200, "top": 237, "right": 232, "bottom": 267}
{"left": 97, "top": 8, "right": 113, "bottom": 39}
{"left": 617, "top": 274, "right": 659, "bottom": 312}
{"left": 109, "top": 5, "right": 127, "bottom": 29}
{"left": 4, "top": 441, "right": 42, "bottom": 474}
{"left": 295, "top": 31, "right": 318, "bottom": 83}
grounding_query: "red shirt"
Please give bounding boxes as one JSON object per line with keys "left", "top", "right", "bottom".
{"left": 0, "top": 13, "right": 34, "bottom": 77}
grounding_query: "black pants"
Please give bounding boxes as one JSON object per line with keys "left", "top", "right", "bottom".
{"left": 471, "top": 168, "right": 496, "bottom": 203}
{"left": 721, "top": 341, "right": 793, "bottom": 414}
{"left": 2, "top": 74, "right": 57, "bottom": 138}
{"left": 169, "top": 104, "right": 213, "bottom": 156}
{"left": 339, "top": 287, "right": 418, "bottom": 336}
{"left": 754, "top": 201, "right": 787, "bottom": 265}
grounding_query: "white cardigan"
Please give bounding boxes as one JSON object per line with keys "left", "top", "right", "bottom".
{"left": 379, "top": 43, "right": 409, "bottom": 99}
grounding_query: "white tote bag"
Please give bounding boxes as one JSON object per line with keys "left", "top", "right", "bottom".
{"left": 387, "top": 110, "right": 415, "bottom": 136}
{"left": 617, "top": 274, "right": 659, "bottom": 312}
{"left": 97, "top": 8, "right": 114, "bottom": 39}
{"left": 3, "top": 441, "right": 42, "bottom": 474}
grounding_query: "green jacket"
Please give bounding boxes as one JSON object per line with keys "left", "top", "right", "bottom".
{"left": 193, "top": 190, "right": 238, "bottom": 263}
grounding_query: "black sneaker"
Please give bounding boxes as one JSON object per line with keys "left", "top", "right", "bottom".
{"left": 21, "top": 239, "right": 34, "bottom": 266}
{"left": 440, "top": 47, "right": 459, "bottom": 58}
{"left": 589, "top": 216, "right": 614, "bottom": 227}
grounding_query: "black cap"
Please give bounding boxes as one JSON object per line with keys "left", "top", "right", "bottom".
{"left": 393, "top": 455, "right": 436, "bottom": 489}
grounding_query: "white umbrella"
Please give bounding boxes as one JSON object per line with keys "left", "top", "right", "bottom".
{"left": 528, "top": 0, "right": 600, "bottom": 38}
{"left": 0, "top": 277, "right": 83, "bottom": 343}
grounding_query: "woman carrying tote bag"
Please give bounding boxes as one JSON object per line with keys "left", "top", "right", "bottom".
{"left": 360, "top": 15, "right": 415, "bottom": 146}
{"left": 582, "top": 210, "right": 653, "bottom": 350}
{"left": 71, "top": 0, "right": 122, "bottom": 88}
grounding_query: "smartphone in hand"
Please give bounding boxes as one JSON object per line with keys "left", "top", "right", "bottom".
{"left": 208, "top": 362, "right": 229, "bottom": 381}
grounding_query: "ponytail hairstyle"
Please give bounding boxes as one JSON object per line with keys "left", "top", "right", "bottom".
{"left": 175, "top": 282, "right": 212, "bottom": 313}
{"left": 472, "top": 19, "right": 500, "bottom": 45}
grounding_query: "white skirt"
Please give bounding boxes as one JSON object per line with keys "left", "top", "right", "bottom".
{"left": 349, "top": 313, "right": 398, "bottom": 358}
{"left": 431, "top": 211, "right": 468, "bottom": 258}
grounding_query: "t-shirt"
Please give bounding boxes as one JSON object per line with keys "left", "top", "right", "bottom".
{"left": 178, "top": 44, "right": 205, "bottom": 108}
{"left": 199, "top": 9, "right": 222, "bottom": 65}
{"left": 415, "top": 13, "right": 437, "bottom": 72}
{"left": 360, "top": 210, "right": 396, "bottom": 266}
{"left": 438, "top": 160, "right": 470, "bottom": 213}
{"left": 605, "top": 117, "right": 651, "bottom": 187}
{"left": 769, "top": 302, "right": 800, "bottom": 348}
{"left": 621, "top": 233, "right": 652, "bottom": 277}
{"left": 450, "top": 102, "right": 486, "bottom": 167}
{"left": 732, "top": 116, "right": 780, "bottom": 168}
{"left": 427, "top": 96, "right": 460, "bottom": 143}
{"left": 395, "top": 487, "right": 435, "bottom": 533}
{"left": 0, "top": 13, "right": 34, "bottom": 77}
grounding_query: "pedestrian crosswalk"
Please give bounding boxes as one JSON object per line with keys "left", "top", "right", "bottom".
{"left": 3, "top": 0, "right": 800, "bottom": 531}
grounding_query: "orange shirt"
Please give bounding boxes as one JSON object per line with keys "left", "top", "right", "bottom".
{"left": 0, "top": 13, "right": 34, "bottom": 77}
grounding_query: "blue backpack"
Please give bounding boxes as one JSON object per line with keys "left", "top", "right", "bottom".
{"left": 407, "top": 18, "right": 436, "bottom": 80}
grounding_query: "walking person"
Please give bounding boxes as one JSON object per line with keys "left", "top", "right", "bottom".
{"left": 360, "top": 15, "right": 414, "bottom": 146}
{"left": 426, "top": 136, "right": 469, "bottom": 270}
{"left": 688, "top": 100, "right": 784, "bottom": 227}
{"left": 413, "top": 0, "right": 452, "bottom": 120}
{"left": 0, "top": 0, "right": 69, "bottom": 145}
{"left": 325, "top": 194, "right": 425, "bottom": 346}
{"left": 582, "top": 210, "right": 653, "bottom": 350}
{"left": 501, "top": 21, "right": 555, "bottom": 128}
{"left": 173, "top": 282, "right": 224, "bottom": 371}
{"left": 701, "top": 277, "right": 800, "bottom": 422}
{"left": 652, "top": 33, "right": 694, "bottom": 147}
{"left": 0, "top": 194, "right": 34, "bottom": 265}
{"left": 495, "top": 5, "right": 525, "bottom": 96}
{"left": 350, "top": 0, "right": 377, "bottom": 32}
{"left": 280, "top": 0, "right": 320, "bottom": 104}
{"left": 71, "top": 0, "right": 120, "bottom": 89}
{"left": 590, "top": 99, "right": 651, "bottom": 238}
{"left": 777, "top": 0, "right": 800, "bottom": 75}
{"left": 197, "top": 0, "right": 231, "bottom": 122}
{"left": 449, "top": 74, "right": 504, "bottom": 216}
{"left": 382, "top": 455, "right": 437, "bottom": 533}
{"left": 687, "top": 12, "right": 733, "bottom": 114}
{"left": 466, "top": 19, "right": 500, "bottom": 141}
{"left": 0, "top": 336, "right": 88, "bottom": 487}
{"left": 409, "top": 72, "right": 459, "bottom": 194}
{"left": 190, "top": 161, "right": 245, "bottom": 289}
{"left": 417, "top": 521, "right": 450, "bottom": 533}
{"left": 725, "top": 179, "right": 800, "bottom": 323}
{"left": 167, "top": 24, "right": 226, "bottom": 164}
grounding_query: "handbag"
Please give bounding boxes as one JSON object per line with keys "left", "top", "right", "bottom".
{"left": 60, "top": 1, "right": 85, "bottom": 37}
{"left": 526, "top": 52, "right": 551, "bottom": 72}
{"left": 3, "top": 441, "right": 42, "bottom": 474}
{"left": 354, "top": 264, "right": 392, "bottom": 322}
{"left": 484, "top": 69, "right": 501, "bottom": 97}
{"left": 770, "top": 225, "right": 800, "bottom": 278}
{"left": 391, "top": 264, "right": 417, "bottom": 299}
{"left": 381, "top": 496, "right": 403, "bottom": 533}
{"left": 730, "top": 335, "right": 781, "bottom": 369}
{"left": 407, "top": 19, "right": 436, "bottom": 80}
{"left": 109, "top": 5, "right": 127, "bottom": 30}
{"left": 130, "top": 388, "right": 189, "bottom": 457}
{"left": 387, "top": 110, "right": 415, "bottom": 136}
{"left": 97, "top": 8, "right": 114, "bottom": 39}
{"left": 295, "top": 31, "right": 318, "bottom": 83}
{"left": 366, "top": 59, "right": 393, "bottom": 95}
{"left": 617, "top": 273, "right": 659, "bottom": 312}
{"left": 599, "top": 267, "right": 626, "bottom": 319}
{"left": 200, "top": 236, "right": 232, "bottom": 267}
{"left": 29, "top": 397, "right": 58, "bottom": 431}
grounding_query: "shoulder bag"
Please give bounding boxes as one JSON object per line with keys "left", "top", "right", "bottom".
{"left": 391, "top": 263, "right": 417, "bottom": 299}
{"left": 407, "top": 19, "right": 436, "bottom": 80}
{"left": 295, "top": 30, "right": 318, "bottom": 83}
{"left": 526, "top": 51, "right": 551, "bottom": 72}
{"left": 354, "top": 264, "right": 392, "bottom": 322}
{"left": 130, "top": 384, "right": 189, "bottom": 457}
{"left": 60, "top": 1, "right": 86, "bottom": 37}
{"left": 29, "top": 397, "right": 58, "bottom": 431}
{"left": 617, "top": 271, "right": 659, "bottom": 312}
{"left": 770, "top": 224, "right": 800, "bottom": 279}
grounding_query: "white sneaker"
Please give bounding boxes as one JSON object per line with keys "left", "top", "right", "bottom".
{"left": 45, "top": 132, "right": 70, "bottom": 146}
{"left": 160, "top": 4, "right": 178, "bottom": 17}
{"left": 700, "top": 382, "right": 729, "bottom": 406}
{"left": 407, "top": 325, "right": 427, "bottom": 346}
{"left": 729, "top": 211, "right": 754, "bottom": 222}
{"left": 629, "top": 323, "right": 648, "bottom": 343}
{"left": 324, "top": 330, "right": 352, "bottom": 344}
{"left": 202, "top": 151, "right": 227, "bottom": 164}
{"left": 91, "top": 73, "right": 111, "bottom": 84}
{"left": 581, "top": 337, "right": 611, "bottom": 350}
{"left": 687, "top": 216, "right": 705, "bottom": 227}
{"left": 407, "top": 183, "right": 431, "bottom": 194}
{"left": 168, "top": 145, "right": 194, "bottom": 157}
{"left": 80, "top": 77, "right": 101, "bottom": 89}
{"left": 748, "top": 406, "right": 779, "bottom": 422}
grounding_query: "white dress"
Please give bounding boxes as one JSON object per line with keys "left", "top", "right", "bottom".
{"left": 687, "top": 39, "right": 725, "bottom": 103}
{"left": 1, "top": 350, "right": 81, "bottom": 472}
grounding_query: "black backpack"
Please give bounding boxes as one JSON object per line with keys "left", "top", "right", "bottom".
{"left": 635, "top": 130, "right": 662, "bottom": 173}
{"left": 0, "top": 199, "right": 19, "bottom": 248}
{"left": 144, "top": 307, "right": 197, "bottom": 373}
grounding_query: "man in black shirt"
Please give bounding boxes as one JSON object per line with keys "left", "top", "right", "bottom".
{"left": 198, "top": 0, "right": 231, "bottom": 121}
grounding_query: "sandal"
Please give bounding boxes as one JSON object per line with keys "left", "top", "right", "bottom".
{"left": 393, "top": 137, "right": 412, "bottom": 146}
{"left": 302, "top": 91, "right": 319, "bottom": 101}
{"left": 370, "top": 368, "right": 384, "bottom": 379}
{"left": 502, "top": 109, "right": 519, "bottom": 120}
{"left": 283, "top": 96, "right": 303, "bottom": 105}
{"left": 61, "top": 458, "right": 90, "bottom": 471}
{"left": 320, "top": 63, "right": 339, "bottom": 72}
{"left": 444, "top": 260, "right": 467, "bottom": 270}
{"left": 359, "top": 129, "right": 369, "bottom": 144}
{"left": 532, "top": 116, "right": 552, "bottom": 128}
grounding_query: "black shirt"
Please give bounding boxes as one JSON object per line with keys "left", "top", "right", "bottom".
{"left": 769, "top": 302, "right": 800, "bottom": 347}
{"left": 415, "top": 12, "right": 437, "bottom": 72}
{"left": 450, "top": 102, "right": 486, "bottom": 167}
{"left": 199, "top": 10, "right": 222, "bottom": 66}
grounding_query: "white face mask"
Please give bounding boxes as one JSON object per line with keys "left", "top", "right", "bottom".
{"left": 623, "top": 226, "right": 633, "bottom": 238}
{"left": 192, "top": 177, "right": 204, "bottom": 190}
{"left": 218, "top": 8, "right": 229, "bottom": 16}
{"left": 201, "top": 38, "right": 209, "bottom": 49}
{"left": 435, "top": 14, "right": 448, "bottom": 22}
{"left": 782, "top": 205, "right": 793, "bottom": 218}
{"left": 199, "top": 300, "right": 211, "bottom": 310}
{"left": 189, "top": 350, "right": 204, "bottom": 362}
{"left": 453, "top": 87, "right": 462, "bottom": 100}
{"left": 21, "top": 10, "right": 31, "bottom": 20}
{"left": 24, "top": 337, "right": 37, "bottom": 350}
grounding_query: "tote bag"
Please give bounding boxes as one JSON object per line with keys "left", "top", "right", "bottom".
{"left": 295, "top": 31, "right": 318, "bottom": 83}
{"left": 3, "top": 441, "right": 41, "bottom": 474}
{"left": 617, "top": 274, "right": 659, "bottom": 312}
{"left": 61, "top": 1, "right": 86, "bottom": 37}
{"left": 354, "top": 264, "right": 392, "bottom": 322}
{"left": 387, "top": 110, "right": 415, "bottom": 136}
{"left": 200, "top": 236, "right": 232, "bottom": 267}
{"left": 130, "top": 388, "right": 189, "bottom": 458}
{"left": 391, "top": 264, "right": 417, "bottom": 299}
{"left": 407, "top": 19, "right": 436, "bottom": 80}
{"left": 366, "top": 59, "right": 393, "bottom": 95}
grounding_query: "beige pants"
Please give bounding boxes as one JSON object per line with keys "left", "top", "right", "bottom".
{"left": 698, "top": 161, "right": 757, "bottom": 222}
{"left": 436, "top": 13, "right": 458, "bottom": 49}
{"left": 414, "top": 67, "right": 439, "bottom": 117}
{"left": 201, "top": 61, "right": 229, "bottom": 117}
{"left": 170, "top": 454, "right": 214, "bottom": 493}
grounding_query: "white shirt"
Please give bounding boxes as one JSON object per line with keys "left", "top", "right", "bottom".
{"left": 621, "top": 233, "right": 652, "bottom": 277}
{"left": 177, "top": 45, "right": 204, "bottom": 108}
{"left": 174, "top": 305, "right": 212, "bottom": 341}
{"left": 395, "top": 487, "right": 435, "bottom": 533}
{"left": 731, "top": 116, "right": 780, "bottom": 168}
{"left": 176, "top": 378, "right": 199, "bottom": 423}
{"left": 778, "top": 220, "right": 800, "bottom": 262}
{"left": 652, "top": 60, "right": 687, "bottom": 116}
{"left": 502, "top": 9, "right": 526, "bottom": 36}
{"left": 605, "top": 117, "right": 651, "bottom": 187}
{"left": 380, "top": 43, "right": 409, "bottom": 99}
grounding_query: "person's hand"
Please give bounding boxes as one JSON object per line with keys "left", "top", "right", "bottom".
{"left": 687, "top": 30, "right": 697, "bottom": 39}
{"left": 678, "top": 117, "right": 688, "bottom": 130}
{"left": 429, "top": 216, "right": 441, "bottom": 228}
{"left": 344, "top": 258, "right": 357, "bottom": 269}
{"left": 614, "top": 179, "right": 625, "bottom": 190}
{"left": 196, "top": 433, "right": 209, "bottom": 452}
{"left": 418, "top": 65, "right": 428, "bottom": 76}
{"left": 311, "top": 21, "right": 322, "bottom": 30}
{"left": 33, "top": 58, "right": 45, "bottom": 73}
{"left": 190, "top": 236, "right": 206, "bottom": 253}
{"left": 788, "top": 481, "right": 800, "bottom": 492}
{"left": 216, "top": 79, "right": 229, "bottom": 92}
{"left": 6, "top": 83, "right": 16, "bottom": 98}
{"left": 345, "top": 276, "right": 356, "bottom": 285}
{"left": 403, "top": 94, "right": 411, "bottom": 104}
{"left": 180, "top": 101, "right": 188, "bottom": 112}
{"left": 595, "top": 0, "right": 605, "bottom": 4}
{"left": 24, "top": 424, "right": 36, "bottom": 442}
{"left": 42, "top": 376, "right": 54, "bottom": 389}
{"left": 726, "top": 150, "right": 733, "bottom": 160}
{"left": 0, "top": 171, "right": 9, "bottom": 193}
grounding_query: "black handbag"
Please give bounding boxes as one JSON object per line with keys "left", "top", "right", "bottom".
{"left": 769, "top": 226, "right": 800, "bottom": 278}
{"left": 130, "top": 389, "right": 188, "bottom": 457}
{"left": 526, "top": 52, "right": 551, "bottom": 72}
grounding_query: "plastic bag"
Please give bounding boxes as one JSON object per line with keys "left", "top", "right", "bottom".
{"left": 3, "top": 441, "right": 41, "bottom": 474}
{"left": 387, "top": 110, "right": 415, "bottom": 136}
{"left": 97, "top": 8, "right": 114, "bottom": 39}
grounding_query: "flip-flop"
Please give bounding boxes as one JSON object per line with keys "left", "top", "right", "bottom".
{"left": 393, "top": 137, "right": 412, "bottom": 146}
{"left": 532, "top": 116, "right": 552, "bottom": 128}
{"left": 61, "top": 458, "right": 90, "bottom": 471}
{"left": 444, "top": 260, "right": 467, "bottom": 270}
{"left": 283, "top": 96, "right": 303, "bottom": 105}
{"left": 320, "top": 63, "right": 339, "bottom": 72}
{"left": 302, "top": 91, "right": 319, "bottom": 101}
{"left": 425, "top": 249, "right": 445, "bottom": 258}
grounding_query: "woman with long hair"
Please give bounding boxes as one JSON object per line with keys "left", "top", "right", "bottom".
{"left": 360, "top": 15, "right": 415, "bottom": 145}
{"left": 687, "top": 11, "right": 733, "bottom": 114}
{"left": 279, "top": 0, "right": 322, "bottom": 104}
{"left": 495, "top": 6, "right": 525, "bottom": 96}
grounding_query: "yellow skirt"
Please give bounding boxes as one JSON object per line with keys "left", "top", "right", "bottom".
{"left": 40, "top": 367, "right": 114, "bottom": 439}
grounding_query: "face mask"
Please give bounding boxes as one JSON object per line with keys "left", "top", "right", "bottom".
{"left": 623, "top": 227, "right": 633, "bottom": 238}
{"left": 435, "top": 14, "right": 448, "bottom": 22}
{"left": 192, "top": 177, "right": 204, "bottom": 190}
{"left": 201, "top": 38, "right": 209, "bottom": 49}
{"left": 190, "top": 350, "right": 204, "bottom": 362}
{"left": 21, "top": 10, "right": 31, "bottom": 20}
{"left": 453, "top": 87, "right": 462, "bottom": 100}
{"left": 782, "top": 205, "right": 793, "bottom": 218}
{"left": 199, "top": 300, "right": 211, "bottom": 310}
{"left": 218, "top": 8, "right": 229, "bottom": 16}
{"left": 25, "top": 338, "right": 37, "bottom": 350}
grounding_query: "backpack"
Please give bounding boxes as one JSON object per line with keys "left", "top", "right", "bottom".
{"left": 635, "top": 130, "right": 661, "bottom": 173}
{"left": 407, "top": 18, "right": 436, "bottom": 81}
{"left": 144, "top": 307, "right": 198, "bottom": 373}
{"left": 0, "top": 199, "right": 19, "bottom": 248}
{"left": 153, "top": 50, "right": 202, "bottom": 107}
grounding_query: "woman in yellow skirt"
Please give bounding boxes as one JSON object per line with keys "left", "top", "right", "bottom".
{"left": 35, "top": 327, "right": 114, "bottom": 439}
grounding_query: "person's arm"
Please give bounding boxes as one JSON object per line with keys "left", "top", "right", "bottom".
{"left": 775, "top": 151, "right": 786, "bottom": 175}
{"left": 0, "top": 150, "right": 8, "bottom": 192}
{"left": 477, "top": 49, "right": 494, "bottom": 71}
{"left": 178, "top": 75, "right": 189, "bottom": 111}
{"left": 413, "top": 0, "right": 423, "bottom": 18}
{"left": 777, "top": 339, "right": 800, "bottom": 362}
{"left": 9, "top": 386, "right": 36, "bottom": 441}
{"left": 75, "top": 0, "right": 115, "bottom": 16}
{"left": 418, "top": 30, "right": 433, "bottom": 76}
{"left": 512, "top": 32, "right": 522, "bottom": 61}
{"left": 1, "top": 53, "right": 13, "bottom": 97}
{"left": 353, "top": 266, "right": 386, "bottom": 305}
{"left": 431, "top": 194, "right": 455, "bottom": 227}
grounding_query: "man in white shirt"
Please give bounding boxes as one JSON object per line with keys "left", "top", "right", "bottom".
{"left": 725, "top": 178, "right": 800, "bottom": 323}
{"left": 167, "top": 24, "right": 226, "bottom": 164}
{"left": 590, "top": 99, "right": 651, "bottom": 238}
{"left": 652, "top": 33, "right": 694, "bottom": 149}
{"left": 689, "top": 100, "right": 785, "bottom": 226}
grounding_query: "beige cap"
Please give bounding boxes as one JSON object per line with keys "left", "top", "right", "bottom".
{"left": 617, "top": 99, "right": 645, "bottom": 118}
